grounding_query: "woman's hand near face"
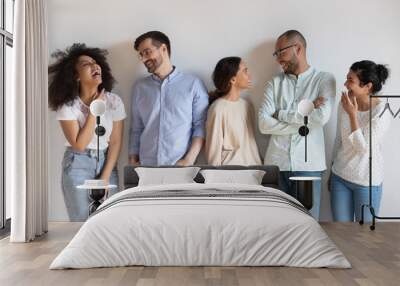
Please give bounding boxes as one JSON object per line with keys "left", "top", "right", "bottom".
{"left": 341, "top": 91, "right": 360, "bottom": 132}
{"left": 341, "top": 91, "right": 358, "bottom": 117}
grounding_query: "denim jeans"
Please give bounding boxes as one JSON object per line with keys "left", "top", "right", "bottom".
{"left": 330, "top": 173, "right": 382, "bottom": 222}
{"left": 61, "top": 147, "right": 119, "bottom": 222}
{"left": 279, "top": 171, "right": 323, "bottom": 220}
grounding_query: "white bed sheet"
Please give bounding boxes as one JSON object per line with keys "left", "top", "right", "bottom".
{"left": 50, "top": 183, "right": 351, "bottom": 269}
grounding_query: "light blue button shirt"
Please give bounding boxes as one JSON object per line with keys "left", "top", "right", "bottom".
{"left": 129, "top": 67, "right": 209, "bottom": 165}
{"left": 258, "top": 67, "right": 336, "bottom": 171}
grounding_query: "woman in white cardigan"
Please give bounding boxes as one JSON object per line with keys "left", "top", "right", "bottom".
{"left": 330, "top": 60, "right": 390, "bottom": 222}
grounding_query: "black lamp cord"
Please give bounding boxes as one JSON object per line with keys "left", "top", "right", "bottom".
{"left": 304, "top": 116, "right": 308, "bottom": 162}
{"left": 96, "top": 116, "right": 100, "bottom": 173}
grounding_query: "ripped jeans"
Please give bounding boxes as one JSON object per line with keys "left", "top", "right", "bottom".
{"left": 61, "top": 147, "right": 119, "bottom": 221}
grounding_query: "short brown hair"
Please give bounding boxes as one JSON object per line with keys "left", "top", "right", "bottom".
{"left": 134, "top": 31, "right": 171, "bottom": 57}
{"left": 278, "top": 30, "right": 307, "bottom": 48}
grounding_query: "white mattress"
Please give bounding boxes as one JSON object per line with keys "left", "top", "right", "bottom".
{"left": 50, "top": 183, "right": 351, "bottom": 269}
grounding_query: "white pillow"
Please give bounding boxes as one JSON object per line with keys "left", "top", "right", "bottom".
{"left": 200, "top": 169, "right": 266, "bottom": 185}
{"left": 135, "top": 167, "right": 201, "bottom": 186}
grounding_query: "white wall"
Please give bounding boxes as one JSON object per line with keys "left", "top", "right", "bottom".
{"left": 47, "top": 0, "right": 400, "bottom": 221}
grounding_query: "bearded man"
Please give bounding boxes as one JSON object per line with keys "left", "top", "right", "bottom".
{"left": 258, "top": 30, "right": 336, "bottom": 220}
{"left": 129, "top": 31, "right": 208, "bottom": 166}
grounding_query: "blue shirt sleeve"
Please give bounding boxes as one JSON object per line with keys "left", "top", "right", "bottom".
{"left": 128, "top": 84, "right": 144, "bottom": 155}
{"left": 191, "top": 78, "right": 209, "bottom": 138}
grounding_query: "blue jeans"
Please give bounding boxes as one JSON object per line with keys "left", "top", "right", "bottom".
{"left": 330, "top": 173, "right": 382, "bottom": 222}
{"left": 279, "top": 171, "right": 323, "bottom": 220}
{"left": 61, "top": 147, "right": 119, "bottom": 222}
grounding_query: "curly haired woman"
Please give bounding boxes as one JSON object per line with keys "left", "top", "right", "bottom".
{"left": 49, "top": 43, "right": 126, "bottom": 221}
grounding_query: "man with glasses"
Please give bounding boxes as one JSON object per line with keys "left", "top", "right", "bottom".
{"left": 258, "top": 30, "right": 336, "bottom": 220}
{"left": 129, "top": 31, "right": 209, "bottom": 166}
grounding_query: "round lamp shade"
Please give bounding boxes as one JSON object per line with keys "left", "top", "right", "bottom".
{"left": 90, "top": 99, "right": 106, "bottom": 116}
{"left": 298, "top": 99, "right": 314, "bottom": 117}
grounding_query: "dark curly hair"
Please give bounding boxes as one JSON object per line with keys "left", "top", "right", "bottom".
{"left": 48, "top": 43, "right": 115, "bottom": 111}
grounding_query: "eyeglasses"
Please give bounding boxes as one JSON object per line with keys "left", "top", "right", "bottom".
{"left": 138, "top": 47, "right": 160, "bottom": 60}
{"left": 272, "top": 44, "right": 297, "bottom": 58}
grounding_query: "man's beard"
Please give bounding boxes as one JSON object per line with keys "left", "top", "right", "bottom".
{"left": 283, "top": 56, "right": 299, "bottom": 75}
{"left": 145, "top": 57, "right": 162, "bottom": 74}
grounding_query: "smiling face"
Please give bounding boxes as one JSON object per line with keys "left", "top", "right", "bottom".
{"left": 137, "top": 38, "right": 167, "bottom": 74}
{"left": 231, "top": 61, "right": 252, "bottom": 90}
{"left": 274, "top": 36, "right": 299, "bottom": 75}
{"left": 76, "top": 55, "right": 102, "bottom": 87}
{"left": 344, "top": 70, "right": 372, "bottom": 97}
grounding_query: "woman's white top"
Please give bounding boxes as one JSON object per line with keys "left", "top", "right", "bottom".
{"left": 56, "top": 92, "right": 126, "bottom": 150}
{"left": 332, "top": 101, "right": 390, "bottom": 186}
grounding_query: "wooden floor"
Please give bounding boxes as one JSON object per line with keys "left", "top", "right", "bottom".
{"left": 0, "top": 222, "right": 399, "bottom": 286}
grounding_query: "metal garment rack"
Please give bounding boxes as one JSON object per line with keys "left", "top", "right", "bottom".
{"left": 360, "top": 95, "right": 400, "bottom": 230}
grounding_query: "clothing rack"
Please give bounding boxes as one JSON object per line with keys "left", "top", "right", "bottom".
{"left": 360, "top": 95, "right": 400, "bottom": 230}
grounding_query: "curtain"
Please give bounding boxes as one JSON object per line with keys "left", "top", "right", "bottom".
{"left": 9, "top": 0, "right": 48, "bottom": 242}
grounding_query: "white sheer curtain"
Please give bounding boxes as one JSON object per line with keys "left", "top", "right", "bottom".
{"left": 9, "top": 0, "right": 48, "bottom": 242}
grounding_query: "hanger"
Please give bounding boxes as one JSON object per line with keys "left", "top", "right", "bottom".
{"left": 379, "top": 98, "right": 395, "bottom": 118}
{"left": 394, "top": 106, "right": 400, "bottom": 118}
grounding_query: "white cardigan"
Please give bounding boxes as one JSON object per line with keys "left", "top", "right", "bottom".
{"left": 332, "top": 101, "right": 391, "bottom": 187}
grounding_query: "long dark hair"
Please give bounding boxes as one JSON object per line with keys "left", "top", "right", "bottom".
{"left": 350, "top": 60, "right": 389, "bottom": 94}
{"left": 48, "top": 43, "right": 115, "bottom": 111}
{"left": 209, "top": 56, "right": 241, "bottom": 105}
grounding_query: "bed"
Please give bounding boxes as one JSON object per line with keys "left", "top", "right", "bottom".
{"left": 50, "top": 165, "right": 351, "bottom": 269}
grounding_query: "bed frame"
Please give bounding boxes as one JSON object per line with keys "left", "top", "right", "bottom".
{"left": 123, "top": 165, "right": 281, "bottom": 190}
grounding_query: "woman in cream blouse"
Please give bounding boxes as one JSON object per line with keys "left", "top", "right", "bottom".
{"left": 330, "top": 60, "right": 390, "bottom": 222}
{"left": 205, "top": 57, "right": 261, "bottom": 166}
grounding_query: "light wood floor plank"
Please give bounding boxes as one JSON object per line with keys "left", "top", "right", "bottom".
{"left": 0, "top": 222, "right": 399, "bottom": 286}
